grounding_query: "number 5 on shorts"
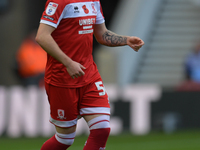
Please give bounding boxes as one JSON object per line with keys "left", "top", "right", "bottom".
{"left": 95, "top": 81, "right": 106, "bottom": 96}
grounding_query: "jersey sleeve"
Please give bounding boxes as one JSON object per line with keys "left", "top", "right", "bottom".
{"left": 40, "top": 0, "right": 66, "bottom": 28}
{"left": 95, "top": 1, "right": 105, "bottom": 24}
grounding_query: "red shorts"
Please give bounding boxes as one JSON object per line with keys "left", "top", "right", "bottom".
{"left": 45, "top": 77, "right": 110, "bottom": 128}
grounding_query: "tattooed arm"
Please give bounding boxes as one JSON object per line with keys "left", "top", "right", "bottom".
{"left": 94, "top": 23, "right": 144, "bottom": 52}
{"left": 102, "top": 30, "right": 127, "bottom": 46}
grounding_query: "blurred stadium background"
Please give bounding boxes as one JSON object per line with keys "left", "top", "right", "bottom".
{"left": 1, "top": 0, "right": 200, "bottom": 149}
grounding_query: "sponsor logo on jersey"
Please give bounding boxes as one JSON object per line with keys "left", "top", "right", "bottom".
{"left": 91, "top": 3, "right": 97, "bottom": 14}
{"left": 79, "top": 18, "right": 96, "bottom": 26}
{"left": 79, "top": 29, "right": 93, "bottom": 34}
{"left": 46, "top": 2, "right": 58, "bottom": 16}
{"left": 43, "top": 15, "right": 54, "bottom": 21}
{"left": 57, "top": 109, "right": 66, "bottom": 120}
{"left": 74, "top": 6, "right": 80, "bottom": 13}
{"left": 79, "top": 18, "right": 95, "bottom": 34}
{"left": 82, "top": 5, "right": 89, "bottom": 14}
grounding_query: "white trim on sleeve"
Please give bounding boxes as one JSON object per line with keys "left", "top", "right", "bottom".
{"left": 40, "top": 20, "right": 57, "bottom": 28}
{"left": 95, "top": 19, "right": 105, "bottom": 25}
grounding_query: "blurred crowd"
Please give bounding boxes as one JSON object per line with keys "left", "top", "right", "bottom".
{"left": 14, "top": 30, "right": 46, "bottom": 88}
{"left": 176, "top": 43, "right": 200, "bottom": 91}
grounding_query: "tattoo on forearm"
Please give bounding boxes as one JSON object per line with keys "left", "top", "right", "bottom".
{"left": 102, "top": 31, "right": 127, "bottom": 46}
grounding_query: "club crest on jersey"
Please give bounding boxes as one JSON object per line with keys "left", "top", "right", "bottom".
{"left": 82, "top": 5, "right": 89, "bottom": 14}
{"left": 91, "top": 3, "right": 97, "bottom": 14}
{"left": 57, "top": 109, "right": 66, "bottom": 120}
{"left": 46, "top": 2, "right": 58, "bottom": 16}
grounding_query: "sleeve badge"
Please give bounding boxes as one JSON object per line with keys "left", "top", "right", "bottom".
{"left": 46, "top": 2, "right": 58, "bottom": 16}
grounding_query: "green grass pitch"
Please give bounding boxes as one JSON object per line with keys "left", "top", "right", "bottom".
{"left": 1, "top": 130, "right": 200, "bottom": 150}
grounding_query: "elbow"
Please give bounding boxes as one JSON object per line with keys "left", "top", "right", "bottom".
{"left": 96, "top": 38, "right": 106, "bottom": 46}
{"left": 96, "top": 39, "right": 104, "bottom": 45}
{"left": 35, "top": 32, "right": 45, "bottom": 46}
{"left": 35, "top": 34, "right": 41, "bottom": 45}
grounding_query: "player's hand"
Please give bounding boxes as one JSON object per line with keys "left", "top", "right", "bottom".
{"left": 66, "top": 61, "right": 86, "bottom": 79}
{"left": 127, "top": 36, "right": 144, "bottom": 52}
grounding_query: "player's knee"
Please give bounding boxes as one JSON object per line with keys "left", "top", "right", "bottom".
{"left": 84, "top": 115, "right": 110, "bottom": 149}
{"left": 88, "top": 115, "right": 110, "bottom": 136}
{"left": 55, "top": 131, "right": 76, "bottom": 146}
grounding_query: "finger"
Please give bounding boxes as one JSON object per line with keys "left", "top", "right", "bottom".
{"left": 134, "top": 44, "right": 142, "bottom": 49}
{"left": 75, "top": 74, "right": 79, "bottom": 78}
{"left": 71, "top": 75, "right": 75, "bottom": 79}
{"left": 133, "top": 46, "right": 140, "bottom": 52}
{"left": 137, "top": 45, "right": 142, "bottom": 49}
{"left": 134, "top": 39, "right": 144, "bottom": 45}
{"left": 139, "top": 40, "right": 145, "bottom": 46}
{"left": 80, "top": 64, "right": 86, "bottom": 70}
{"left": 139, "top": 42, "right": 144, "bottom": 46}
{"left": 134, "top": 48, "right": 139, "bottom": 52}
{"left": 135, "top": 42, "right": 144, "bottom": 47}
{"left": 132, "top": 45, "right": 139, "bottom": 49}
{"left": 79, "top": 70, "right": 85, "bottom": 76}
{"left": 76, "top": 72, "right": 83, "bottom": 77}
{"left": 79, "top": 65, "right": 86, "bottom": 76}
{"left": 77, "top": 73, "right": 82, "bottom": 77}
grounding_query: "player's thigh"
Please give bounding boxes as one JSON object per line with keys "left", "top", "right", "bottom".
{"left": 45, "top": 82, "right": 79, "bottom": 128}
{"left": 79, "top": 77, "right": 110, "bottom": 116}
{"left": 83, "top": 114, "right": 104, "bottom": 123}
{"left": 55, "top": 126, "right": 77, "bottom": 134}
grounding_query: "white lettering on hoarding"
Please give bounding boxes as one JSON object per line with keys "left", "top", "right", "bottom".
{"left": 0, "top": 85, "right": 160, "bottom": 137}
{"left": 39, "top": 88, "right": 55, "bottom": 137}
{"left": 7, "top": 87, "right": 39, "bottom": 137}
{"left": 122, "top": 85, "right": 161, "bottom": 135}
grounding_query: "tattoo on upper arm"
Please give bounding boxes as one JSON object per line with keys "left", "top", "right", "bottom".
{"left": 102, "top": 31, "right": 127, "bottom": 46}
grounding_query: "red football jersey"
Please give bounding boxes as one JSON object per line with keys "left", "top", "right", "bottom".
{"left": 40, "top": 0, "right": 105, "bottom": 88}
